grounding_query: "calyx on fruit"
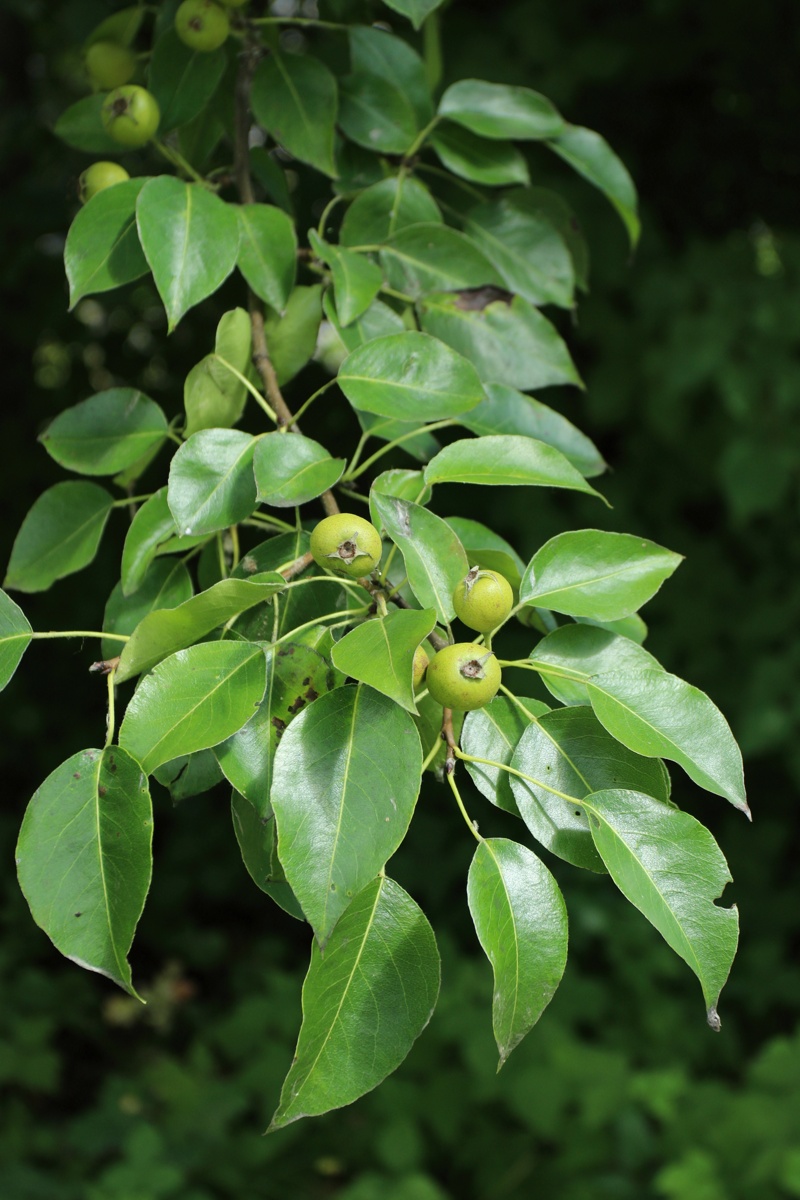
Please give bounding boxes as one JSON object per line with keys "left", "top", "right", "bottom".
{"left": 426, "top": 643, "right": 502, "bottom": 712}
{"left": 310, "top": 514, "right": 383, "bottom": 579}
{"left": 85, "top": 41, "right": 137, "bottom": 91}
{"left": 101, "top": 85, "right": 160, "bottom": 148}
{"left": 175, "top": 0, "right": 230, "bottom": 51}
{"left": 79, "top": 161, "right": 130, "bottom": 203}
{"left": 453, "top": 566, "right": 514, "bottom": 634}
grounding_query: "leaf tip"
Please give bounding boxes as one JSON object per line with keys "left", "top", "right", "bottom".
{"left": 706, "top": 1005, "right": 721, "bottom": 1032}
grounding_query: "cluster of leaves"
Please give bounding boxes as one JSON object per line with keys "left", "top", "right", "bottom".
{"left": 2, "top": 0, "right": 748, "bottom": 1128}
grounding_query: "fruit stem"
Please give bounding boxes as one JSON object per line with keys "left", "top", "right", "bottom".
{"left": 213, "top": 354, "right": 278, "bottom": 423}
{"left": 447, "top": 772, "right": 483, "bottom": 844}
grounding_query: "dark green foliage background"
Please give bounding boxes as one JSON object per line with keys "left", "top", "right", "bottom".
{"left": 1, "top": 1, "right": 798, "bottom": 1197}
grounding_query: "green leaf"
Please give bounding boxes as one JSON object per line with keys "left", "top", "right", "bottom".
{"left": 154, "top": 749, "right": 224, "bottom": 803}
{"left": 251, "top": 51, "right": 338, "bottom": 178}
{"left": 269, "top": 875, "right": 440, "bottom": 1129}
{"left": 520, "top": 530, "right": 683, "bottom": 620}
{"left": 510, "top": 706, "right": 672, "bottom": 872}
{"left": 340, "top": 177, "right": 442, "bottom": 247}
{"left": 184, "top": 307, "right": 253, "bottom": 436}
{"left": 582, "top": 789, "right": 739, "bottom": 1025}
{"left": 237, "top": 204, "right": 297, "bottom": 312}
{"left": 5, "top": 482, "right": 113, "bottom": 594}
{"left": 147, "top": 29, "right": 226, "bottom": 133}
{"left": 331, "top": 609, "right": 436, "bottom": 713}
{"left": 530, "top": 624, "right": 663, "bottom": 706}
{"left": 462, "top": 383, "right": 606, "bottom": 479}
{"left": 167, "top": 429, "right": 257, "bottom": 536}
{"left": 308, "top": 231, "right": 383, "bottom": 328}
{"left": 0, "top": 588, "right": 33, "bottom": 692}
{"left": 339, "top": 72, "right": 418, "bottom": 154}
{"left": 439, "top": 80, "right": 564, "bottom": 140}
{"left": 371, "top": 493, "right": 469, "bottom": 624}
{"left": 216, "top": 642, "right": 338, "bottom": 812}
{"left": 249, "top": 146, "right": 293, "bottom": 214}
{"left": 253, "top": 432, "right": 345, "bottom": 508}
{"left": 468, "top": 838, "right": 567, "bottom": 1066}
{"left": 322, "top": 293, "right": 405, "bottom": 358}
{"left": 121, "top": 488, "right": 177, "bottom": 596}
{"left": 424, "top": 435, "right": 604, "bottom": 502}
{"left": 339, "top": 331, "right": 485, "bottom": 421}
{"left": 358, "top": 411, "right": 441, "bottom": 464}
{"left": 136, "top": 176, "right": 240, "bottom": 332}
{"left": 264, "top": 285, "right": 322, "bottom": 386}
{"left": 465, "top": 194, "right": 575, "bottom": 308}
{"left": 371, "top": 468, "right": 431, "bottom": 508}
{"left": 431, "top": 123, "right": 530, "bottom": 187}
{"left": 119, "top": 641, "right": 268, "bottom": 775}
{"left": 377, "top": 0, "right": 446, "bottom": 30}
{"left": 116, "top": 575, "right": 283, "bottom": 682}
{"left": 40, "top": 388, "right": 167, "bottom": 476}
{"left": 461, "top": 694, "right": 549, "bottom": 814}
{"left": 445, "top": 517, "right": 525, "bottom": 575}
{"left": 54, "top": 95, "right": 123, "bottom": 154}
{"left": 16, "top": 747, "right": 152, "bottom": 997}
{"left": 380, "top": 223, "right": 504, "bottom": 298}
{"left": 547, "top": 124, "right": 640, "bottom": 248}
{"left": 271, "top": 686, "right": 422, "bottom": 944}
{"left": 586, "top": 669, "right": 749, "bottom": 815}
{"left": 231, "top": 790, "right": 305, "bottom": 920}
{"left": 102, "top": 559, "right": 193, "bottom": 660}
{"left": 348, "top": 25, "right": 433, "bottom": 126}
{"left": 418, "top": 292, "right": 582, "bottom": 391}
{"left": 86, "top": 6, "right": 142, "bottom": 47}
{"left": 65, "top": 178, "right": 149, "bottom": 308}
{"left": 581, "top": 613, "right": 648, "bottom": 644}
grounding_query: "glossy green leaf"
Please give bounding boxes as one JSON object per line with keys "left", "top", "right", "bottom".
{"left": 530, "top": 624, "right": 663, "bottom": 706}
{"left": 424, "top": 435, "right": 604, "bottom": 502}
{"left": 237, "top": 204, "right": 297, "bottom": 312}
{"left": 461, "top": 694, "right": 549, "bottom": 814}
{"left": 510, "top": 706, "right": 672, "bottom": 872}
{"left": 184, "top": 307, "right": 253, "bottom": 436}
{"left": 378, "top": 0, "right": 446, "bottom": 30}
{"left": 148, "top": 29, "right": 226, "bottom": 133}
{"left": 431, "top": 123, "right": 530, "bottom": 187}
{"left": 54, "top": 95, "right": 123, "bottom": 153}
{"left": 349, "top": 25, "right": 433, "bottom": 125}
{"left": 264, "top": 285, "right": 322, "bottom": 386}
{"left": 468, "top": 838, "right": 567, "bottom": 1066}
{"left": 339, "top": 331, "right": 485, "bottom": 421}
{"left": 269, "top": 876, "right": 439, "bottom": 1129}
{"left": 167, "top": 429, "right": 257, "bottom": 536}
{"left": 251, "top": 52, "right": 337, "bottom": 177}
{"left": 119, "top": 641, "right": 268, "bottom": 775}
{"left": 40, "top": 388, "right": 167, "bottom": 476}
{"left": 121, "top": 488, "right": 177, "bottom": 596}
{"left": 231, "top": 790, "right": 304, "bottom": 921}
{"left": 154, "top": 749, "right": 224, "bottom": 803}
{"left": 581, "top": 613, "right": 649, "bottom": 644}
{"left": 520, "top": 530, "right": 683, "bottom": 620}
{"left": 380, "top": 223, "right": 503, "bottom": 298}
{"left": 0, "top": 588, "right": 33, "bottom": 692}
{"left": 371, "top": 468, "right": 432, "bottom": 508}
{"left": 462, "top": 383, "right": 606, "bottom": 478}
{"left": 86, "top": 6, "right": 142, "bottom": 47}
{"left": 340, "top": 177, "right": 442, "bottom": 247}
{"left": 65, "top": 178, "right": 149, "bottom": 308}
{"left": 331, "top": 608, "right": 436, "bottom": 714}
{"left": 16, "top": 747, "right": 152, "bottom": 997}
{"left": 271, "top": 686, "right": 422, "bottom": 945}
{"left": 116, "top": 575, "right": 283, "bottom": 682}
{"left": 136, "top": 176, "right": 240, "bottom": 332}
{"left": 216, "top": 642, "right": 338, "bottom": 813}
{"left": 439, "top": 79, "right": 564, "bottom": 140}
{"left": 465, "top": 195, "right": 575, "bottom": 307}
{"left": 322, "top": 294, "right": 405, "bottom": 360}
{"left": 547, "top": 124, "right": 640, "bottom": 247}
{"left": 308, "top": 231, "right": 383, "bottom": 327}
{"left": 445, "top": 517, "right": 525, "bottom": 575}
{"left": 371, "top": 493, "right": 469, "bottom": 624}
{"left": 102, "top": 559, "right": 193, "bottom": 660}
{"left": 339, "top": 72, "right": 418, "bottom": 154}
{"left": 510, "top": 186, "right": 590, "bottom": 290}
{"left": 357, "top": 411, "right": 441, "bottom": 464}
{"left": 4, "top": 482, "right": 113, "bottom": 594}
{"left": 418, "top": 292, "right": 582, "bottom": 391}
{"left": 586, "top": 669, "right": 749, "bottom": 815}
{"left": 253, "top": 432, "right": 345, "bottom": 508}
{"left": 582, "top": 789, "right": 739, "bottom": 1026}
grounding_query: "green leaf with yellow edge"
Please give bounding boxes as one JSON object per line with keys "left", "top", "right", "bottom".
{"left": 331, "top": 608, "right": 437, "bottom": 713}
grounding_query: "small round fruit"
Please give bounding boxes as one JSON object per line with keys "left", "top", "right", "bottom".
{"left": 310, "top": 514, "right": 382, "bottom": 579}
{"left": 101, "top": 85, "right": 160, "bottom": 148}
{"left": 175, "top": 0, "right": 230, "bottom": 51}
{"left": 412, "top": 644, "right": 430, "bottom": 689}
{"left": 426, "top": 643, "right": 502, "bottom": 712}
{"left": 79, "top": 161, "right": 130, "bottom": 203}
{"left": 85, "top": 41, "right": 137, "bottom": 91}
{"left": 453, "top": 567, "right": 514, "bottom": 634}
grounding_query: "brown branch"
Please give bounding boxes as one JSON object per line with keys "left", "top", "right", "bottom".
{"left": 442, "top": 707, "right": 457, "bottom": 775}
{"left": 279, "top": 551, "right": 314, "bottom": 581}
